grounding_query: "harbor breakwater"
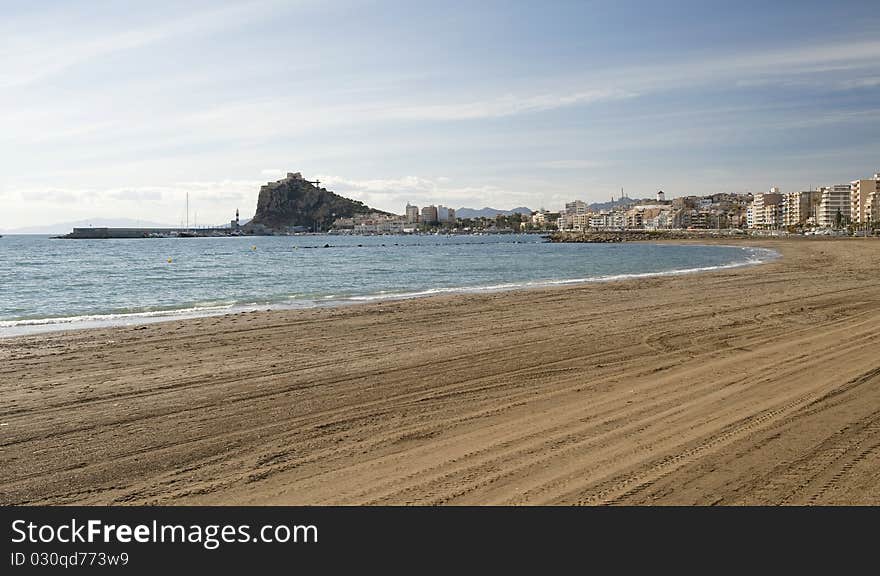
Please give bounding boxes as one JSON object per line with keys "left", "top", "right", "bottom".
{"left": 549, "top": 229, "right": 753, "bottom": 243}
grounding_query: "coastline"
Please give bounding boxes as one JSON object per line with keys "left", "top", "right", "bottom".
{"left": 2, "top": 238, "right": 880, "bottom": 504}
{"left": 0, "top": 241, "right": 775, "bottom": 338}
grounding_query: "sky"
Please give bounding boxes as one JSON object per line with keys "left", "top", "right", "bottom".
{"left": 2, "top": 0, "right": 880, "bottom": 229}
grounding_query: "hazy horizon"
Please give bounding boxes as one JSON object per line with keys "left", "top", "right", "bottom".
{"left": 3, "top": 0, "right": 880, "bottom": 229}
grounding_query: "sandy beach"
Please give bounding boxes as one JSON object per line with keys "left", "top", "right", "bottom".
{"left": 1, "top": 238, "right": 879, "bottom": 505}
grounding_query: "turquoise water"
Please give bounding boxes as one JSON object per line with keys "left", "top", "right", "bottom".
{"left": 0, "top": 234, "right": 776, "bottom": 336}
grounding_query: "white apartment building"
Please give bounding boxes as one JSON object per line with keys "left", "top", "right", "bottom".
{"left": 437, "top": 205, "right": 455, "bottom": 222}
{"left": 531, "top": 211, "right": 547, "bottom": 226}
{"left": 588, "top": 211, "right": 626, "bottom": 229}
{"left": 816, "top": 184, "right": 852, "bottom": 228}
{"left": 564, "top": 200, "right": 589, "bottom": 215}
{"left": 589, "top": 212, "right": 610, "bottom": 228}
{"left": 748, "top": 190, "right": 784, "bottom": 229}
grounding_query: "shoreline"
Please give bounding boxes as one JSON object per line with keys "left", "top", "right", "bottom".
{"left": 0, "top": 241, "right": 776, "bottom": 338}
{"left": 2, "top": 237, "right": 880, "bottom": 505}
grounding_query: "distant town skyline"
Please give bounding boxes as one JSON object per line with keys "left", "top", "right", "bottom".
{"left": 3, "top": 0, "right": 880, "bottom": 229}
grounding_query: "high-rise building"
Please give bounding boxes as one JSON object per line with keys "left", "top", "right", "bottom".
{"left": 851, "top": 174, "right": 880, "bottom": 227}
{"left": 405, "top": 204, "right": 419, "bottom": 224}
{"left": 437, "top": 205, "right": 455, "bottom": 223}
{"left": 565, "top": 200, "right": 588, "bottom": 215}
{"left": 749, "top": 189, "right": 784, "bottom": 229}
{"left": 817, "top": 185, "right": 852, "bottom": 228}
{"left": 783, "top": 190, "right": 821, "bottom": 227}
{"left": 420, "top": 205, "right": 438, "bottom": 224}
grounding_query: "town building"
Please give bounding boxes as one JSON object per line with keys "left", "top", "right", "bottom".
{"left": 405, "top": 204, "right": 420, "bottom": 224}
{"left": 437, "top": 205, "right": 455, "bottom": 223}
{"left": 564, "top": 200, "right": 589, "bottom": 215}
{"left": 748, "top": 188, "right": 784, "bottom": 229}
{"left": 530, "top": 210, "right": 547, "bottom": 226}
{"left": 851, "top": 174, "right": 880, "bottom": 228}
{"left": 625, "top": 204, "right": 669, "bottom": 229}
{"left": 782, "top": 190, "right": 821, "bottom": 227}
{"left": 420, "top": 205, "right": 439, "bottom": 224}
{"left": 816, "top": 184, "right": 852, "bottom": 228}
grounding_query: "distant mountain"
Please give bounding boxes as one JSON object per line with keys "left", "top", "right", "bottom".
{"left": 246, "top": 172, "right": 389, "bottom": 232}
{"left": 455, "top": 206, "right": 533, "bottom": 219}
{"left": 1, "top": 218, "right": 176, "bottom": 235}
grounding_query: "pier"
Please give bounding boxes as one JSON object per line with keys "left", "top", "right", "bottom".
{"left": 61, "top": 227, "right": 239, "bottom": 239}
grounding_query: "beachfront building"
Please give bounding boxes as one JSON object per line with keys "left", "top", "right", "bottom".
{"left": 589, "top": 212, "right": 608, "bottom": 228}
{"left": 420, "top": 205, "right": 439, "bottom": 225}
{"left": 585, "top": 211, "right": 625, "bottom": 229}
{"left": 556, "top": 214, "right": 568, "bottom": 230}
{"left": 782, "top": 190, "right": 821, "bottom": 227}
{"left": 530, "top": 209, "right": 549, "bottom": 226}
{"left": 851, "top": 174, "right": 880, "bottom": 228}
{"left": 674, "top": 209, "right": 713, "bottom": 229}
{"left": 556, "top": 200, "right": 589, "bottom": 230}
{"left": 816, "top": 184, "right": 852, "bottom": 228}
{"left": 748, "top": 189, "right": 784, "bottom": 229}
{"left": 557, "top": 211, "right": 588, "bottom": 230}
{"left": 569, "top": 213, "right": 592, "bottom": 231}
{"left": 405, "top": 203, "right": 420, "bottom": 224}
{"left": 436, "top": 206, "right": 455, "bottom": 223}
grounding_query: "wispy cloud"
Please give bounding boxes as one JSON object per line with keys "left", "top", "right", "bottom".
{"left": 8, "top": 180, "right": 263, "bottom": 225}
{"left": 535, "top": 159, "right": 609, "bottom": 170}
{"left": 382, "top": 89, "right": 639, "bottom": 121}
{"left": 0, "top": 1, "right": 284, "bottom": 88}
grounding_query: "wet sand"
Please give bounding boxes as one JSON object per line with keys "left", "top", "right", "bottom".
{"left": 2, "top": 238, "right": 879, "bottom": 505}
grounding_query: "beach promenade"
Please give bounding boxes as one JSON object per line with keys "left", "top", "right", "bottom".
{"left": 2, "top": 238, "right": 879, "bottom": 505}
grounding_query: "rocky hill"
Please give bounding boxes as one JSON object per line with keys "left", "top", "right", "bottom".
{"left": 246, "top": 172, "right": 389, "bottom": 232}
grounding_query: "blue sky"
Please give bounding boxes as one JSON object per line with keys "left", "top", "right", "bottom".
{"left": 2, "top": 0, "right": 879, "bottom": 228}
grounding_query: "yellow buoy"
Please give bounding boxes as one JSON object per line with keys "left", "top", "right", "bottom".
{"left": 167, "top": 257, "right": 173, "bottom": 263}
{"left": 252, "top": 245, "right": 257, "bottom": 251}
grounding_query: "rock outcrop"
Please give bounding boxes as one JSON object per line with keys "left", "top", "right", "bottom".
{"left": 246, "top": 172, "right": 388, "bottom": 232}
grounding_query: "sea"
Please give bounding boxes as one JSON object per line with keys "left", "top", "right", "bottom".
{"left": 0, "top": 234, "right": 777, "bottom": 337}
